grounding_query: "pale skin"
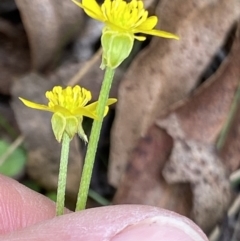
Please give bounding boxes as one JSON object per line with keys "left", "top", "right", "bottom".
{"left": 0, "top": 174, "right": 208, "bottom": 241}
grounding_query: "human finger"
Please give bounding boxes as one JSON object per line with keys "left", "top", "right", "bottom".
{"left": 0, "top": 174, "right": 56, "bottom": 234}
{"left": 1, "top": 205, "right": 208, "bottom": 241}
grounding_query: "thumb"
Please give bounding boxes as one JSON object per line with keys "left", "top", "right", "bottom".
{"left": 111, "top": 208, "right": 207, "bottom": 241}
{"left": 1, "top": 205, "right": 208, "bottom": 241}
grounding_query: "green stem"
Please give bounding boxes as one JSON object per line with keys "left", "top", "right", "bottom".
{"left": 56, "top": 132, "right": 70, "bottom": 215}
{"left": 217, "top": 81, "right": 240, "bottom": 150}
{"left": 75, "top": 67, "right": 115, "bottom": 211}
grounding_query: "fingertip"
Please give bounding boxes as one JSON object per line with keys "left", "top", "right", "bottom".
{"left": 0, "top": 174, "right": 56, "bottom": 234}
{"left": 111, "top": 215, "right": 207, "bottom": 241}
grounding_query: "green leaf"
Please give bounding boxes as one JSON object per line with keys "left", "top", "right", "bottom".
{"left": 88, "top": 189, "right": 111, "bottom": 206}
{"left": 0, "top": 140, "right": 26, "bottom": 177}
{"left": 21, "top": 180, "right": 41, "bottom": 192}
{"left": 46, "top": 191, "right": 57, "bottom": 202}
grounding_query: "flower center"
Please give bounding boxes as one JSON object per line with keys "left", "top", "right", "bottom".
{"left": 102, "top": 0, "right": 148, "bottom": 31}
{"left": 46, "top": 86, "right": 92, "bottom": 112}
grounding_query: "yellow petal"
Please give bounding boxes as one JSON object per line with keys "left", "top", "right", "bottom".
{"left": 106, "top": 98, "right": 118, "bottom": 105}
{"left": 71, "top": 1, "right": 83, "bottom": 9}
{"left": 136, "top": 16, "right": 157, "bottom": 31}
{"left": 52, "top": 105, "right": 73, "bottom": 116}
{"left": 19, "top": 97, "right": 52, "bottom": 112}
{"left": 81, "top": 98, "right": 117, "bottom": 118}
{"left": 104, "top": 106, "right": 109, "bottom": 117}
{"left": 137, "top": 29, "right": 179, "bottom": 40}
{"left": 102, "top": 98, "right": 118, "bottom": 116}
{"left": 134, "top": 35, "right": 146, "bottom": 41}
{"left": 73, "top": 107, "right": 98, "bottom": 119}
{"left": 85, "top": 98, "right": 117, "bottom": 112}
{"left": 132, "top": 10, "right": 148, "bottom": 28}
{"left": 72, "top": 0, "right": 105, "bottom": 22}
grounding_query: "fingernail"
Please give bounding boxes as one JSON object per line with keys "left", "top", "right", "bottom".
{"left": 111, "top": 216, "right": 207, "bottom": 241}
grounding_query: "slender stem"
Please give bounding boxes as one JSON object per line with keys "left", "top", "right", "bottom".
{"left": 56, "top": 132, "right": 70, "bottom": 215}
{"left": 76, "top": 67, "right": 115, "bottom": 211}
{"left": 217, "top": 81, "right": 240, "bottom": 150}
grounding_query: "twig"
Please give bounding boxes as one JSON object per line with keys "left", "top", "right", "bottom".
{"left": 68, "top": 48, "right": 102, "bottom": 86}
{"left": 0, "top": 135, "right": 25, "bottom": 166}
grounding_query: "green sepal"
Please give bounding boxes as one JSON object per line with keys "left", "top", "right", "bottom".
{"left": 77, "top": 117, "right": 88, "bottom": 143}
{"left": 51, "top": 112, "right": 66, "bottom": 142}
{"left": 65, "top": 116, "right": 78, "bottom": 140}
{"left": 101, "top": 30, "right": 134, "bottom": 69}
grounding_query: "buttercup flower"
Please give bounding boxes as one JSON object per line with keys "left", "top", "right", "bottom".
{"left": 19, "top": 85, "right": 117, "bottom": 142}
{"left": 72, "top": 0, "right": 179, "bottom": 69}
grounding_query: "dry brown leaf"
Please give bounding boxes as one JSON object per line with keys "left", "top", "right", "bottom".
{"left": 0, "top": 18, "right": 30, "bottom": 94}
{"left": 156, "top": 22, "right": 240, "bottom": 231}
{"left": 114, "top": 23, "right": 240, "bottom": 232}
{"left": 109, "top": 0, "right": 240, "bottom": 188}
{"left": 162, "top": 139, "right": 231, "bottom": 232}
{"left": 143, "top": 0, "right": 158, "bottom": 8}
{"left": 15, "top": 0, "right": 84, "bottom": 70}
{"left": 113, "top": 125, "right": 193, "bottom": 218}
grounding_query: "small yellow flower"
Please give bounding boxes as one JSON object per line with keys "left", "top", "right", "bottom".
{"left": 73, "top": 0, "right": 178, "bottom": 41}
{"left": 72, "top": 0, "right": 179, "bottom": 69}
{"left": 19, "top": 85, "right": 117, "bottom": 142}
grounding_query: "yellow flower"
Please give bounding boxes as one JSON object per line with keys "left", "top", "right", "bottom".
{"left": 73, "top": 0, "right": 178, "bottom": 41}
{"left": 72, "top": 0, "right": 179, "bottom": 69}
{"left": 19, "top": 85, "right": 117, "bottom": 142}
